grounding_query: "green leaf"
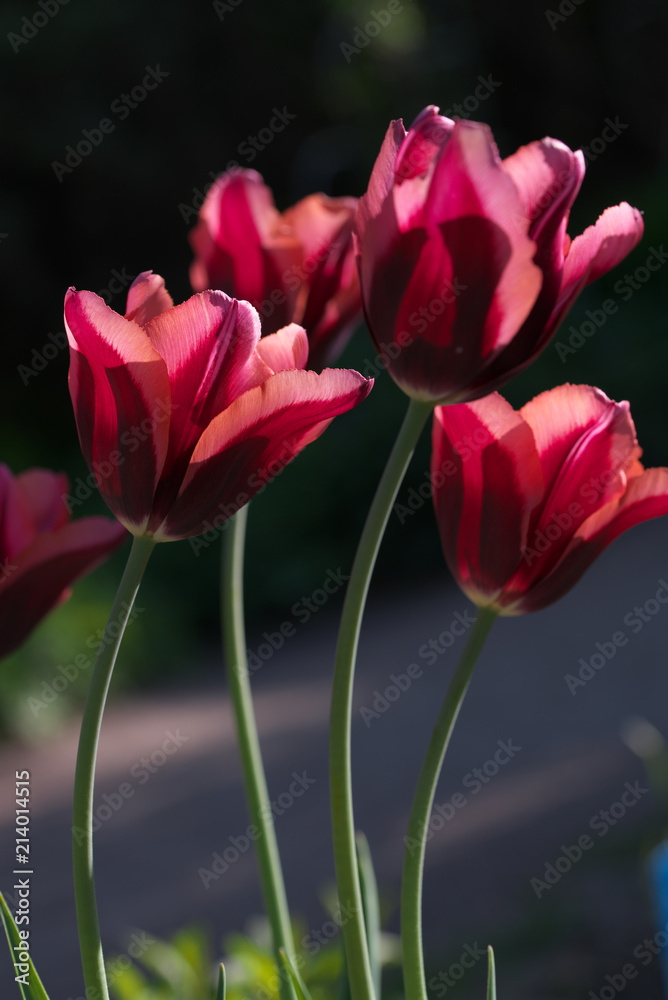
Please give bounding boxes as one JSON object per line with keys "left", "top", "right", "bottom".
{"left": 278, "top": 948, "right": 314, "bottom": 1000}
{"left": 0, "top": 893, "right": 50, "bottom": 1000}
{"left": 486, "top": 946, "right": 496, "bottom": 1000}
{"left": 356, "top": 833, "right": 381, "bottom": 1000}
{"left": 106, "top": 963, "right": 151, "bottom": 1000}
{"left": 215, "top": 964, "right": 226, "bottom": 1000}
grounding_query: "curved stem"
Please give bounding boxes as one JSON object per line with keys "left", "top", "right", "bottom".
{"left": 330, "top": 397, "right": 433, "bottom": 1000}
{"left": 401, "top": 606, "right": 497, "bottom": 1000}
{"left": 72, "top": 534, "right": 156, "bottom": 1000}
{"left": 221, "top": 507, "right": 297, "bottom": 1000}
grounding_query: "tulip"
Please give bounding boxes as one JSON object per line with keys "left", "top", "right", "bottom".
{"left": 0, "top": 465, "right": 127, "bottom": 659}
{"left": 189, "top": 169, "right": 362, "bottom": 369}
{"left": 431, "top": 384, "right": 668, "bottom": 614}
{"left": 355, "top": 105, "right": 644, "bottom": 402}
{"left": 65, "top": 272, "right": 372, "bottom": 541}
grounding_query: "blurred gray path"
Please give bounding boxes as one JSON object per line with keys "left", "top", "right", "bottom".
{"left": 1, "top": 518, "right": 668, "bottom": 998}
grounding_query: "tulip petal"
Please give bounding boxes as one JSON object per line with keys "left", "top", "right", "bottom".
{"left": 426, "top": 121, "right": 542, "bottom": 352}
{"left": 557, "top": 203, "right": 644, "bottom": 316}
{"left": 0, "top": 518, "right": 127, "bottom": 660}
{"left": 144, "top": 292, "right": 275, "bottom": 523}
{"left": 520, "top": 385, "right": 639, "bottom": 526}
{"left": 189, "top": 170, "right": 271, "bottom": 299}
{"left": 299, "top": 216, "right": 361, "bottom": 370}
{"left": 284, "top": 196, "right": 362, "bottom": 368}
{"left": 145, "top": 291, "right": 272, "bottom": 424}
{"left": 0, "top": 466, "right": 33, "bottom": 561}
{"left": 391, "top": 108, "right": 455, "bottom": 230}
{"left": 256, "top": 324, "right": 309, "bottom": 373}
{"left": 379, "top": 122, "right": 542, "bottom": 399}
{"left": 15, "top": 469, "right": 70, "bottom": 535}
{"left": 65, "top": 289, "right": 171, "bottom": 530}
{"left": 395, "top": 106, "right": 455, "bottom": 183}
{"left": 517, "top": 468, "right": 668, "bottom": 614}
{"left": 125, "top": 271, "right": 174, "bottom": 325}
{"left": 432, "top": 396, "right": 543, "bottom": 604}
{"left": 189, "top": 171, "right": 302, "bottom": 330}
{"left": 283, "top": 194, "right": 358, "bottom": 262}
{"left": 356, "top": 119, "right": 407, "bottom": 239}
{"left": 502, "top": 138, "right": 584, "bottom": 246}
{"left": 158, "top": 369, "right": 373, "bottom": 539}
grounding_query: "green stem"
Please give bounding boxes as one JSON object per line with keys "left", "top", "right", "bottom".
{"left": 72, "top": 534, "right": 156, "bottom": 1000}
{"left": 221, "top": 506, "right": 297, "bottom": 1000}
{"left": 330, "top": 397, "right": 433, "bottom": 1000}
{"left": 401, "top": 606, "right": 497, "bottom": 1000}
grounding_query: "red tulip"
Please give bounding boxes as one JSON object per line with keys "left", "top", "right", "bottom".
{"left": 355, "top": 105, "right": 644, "bottom": 402}
{"left": 189, "top": 169, "right": 362, "bottom": 369}
{"left": 431, "top": 385, "right": 668, "bottom": 614}
{"left": 65, "top": 272, "right": 372, "bottom": 541}
{"left": 0, "top": 465, "right": 127, "bottom": 659}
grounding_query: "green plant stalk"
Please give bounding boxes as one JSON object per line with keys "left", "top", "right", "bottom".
{"left": 401, "top": 606, "right": 497, "bottom": 1000}
{"left": 72, "top": 534, "right": 156, "bottom": 1000}
{"left": 330, "top": 397, "right": 433, "bottom": 1000}
{"left": 221, "top": 506, "right": 297, "bottom": 1000}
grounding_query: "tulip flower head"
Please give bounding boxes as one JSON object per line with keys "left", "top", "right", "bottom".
{"left": 431, "top": 385, "right": 668, "bottom": 615}
{"left": 0, "top": 465, "right": 127, "bottom": 659}
{"left": 189, "top": 169, "right": 362, "bottom": 369}
{"left": 355, "top": 105, "right": 644, "bottom": 403}
{"left": 65, "top": 272, "right": 372, "bottom": 542}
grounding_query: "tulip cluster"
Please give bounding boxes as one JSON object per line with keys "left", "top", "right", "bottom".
{"left": 2, "top": 96, "right": 666, "bottom": 1000}
{"left": 354, "top": 105, "right": 643, "bottom": 404}
{"left": 64, "top": 271, "right": 372, "bottom": 542}
{"left": 189, "top": 169, "right": 362, "bottom": 370}
{"left": 432, "top": 385, "right": 668, "bottom": 615}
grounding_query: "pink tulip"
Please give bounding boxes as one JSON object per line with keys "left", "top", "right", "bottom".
{"left": 355, "top": 105, "right": 644, "bottom": 402}
{"left": 189, "top": 169, "right": 362, "bottom": 369}
{"left": 432, "top": 385, "right": 668, "bottom": 614}
{"left": 0, "top": 465, "right": 127, "bottom": 658}
{"left": 65, "top": 272, "right": 372, "bottom": 541}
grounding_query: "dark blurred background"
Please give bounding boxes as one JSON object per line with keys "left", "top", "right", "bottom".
{"left": 1, "top": 0, "right": 668, "bottom": 995}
